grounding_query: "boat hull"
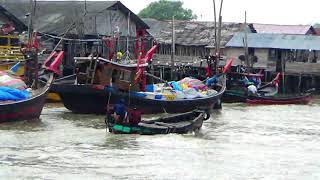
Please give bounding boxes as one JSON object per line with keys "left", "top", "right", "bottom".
{"left": 52, "top": 83, "right": 225, "bottom": 114}
{"left": 246, "top": 94, "right": 312, "bottom": 105}
{"left": 0, "top": 77, "right": 52, "bottom": 123}
{"left": 106, "top": 110, "right": 205, "bottom": 135}
{"left": 222, "top": 90, "right": 247, "bottom": 103}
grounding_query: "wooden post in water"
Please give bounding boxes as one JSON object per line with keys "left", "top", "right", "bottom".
{"left": 298, "top": 73, "right": 302, "bottom": 93}
{"left": 281, "top": 55, "right": 286, "bottom": 94}
{"left": 171, "top": 16, "right": 175, "bottom": 80}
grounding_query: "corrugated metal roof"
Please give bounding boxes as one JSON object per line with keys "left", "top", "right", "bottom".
{"left": 226, "top": 33, "right": 320, "bottom": 50}
{"left": 0, "top": 0, "right": 149, "bottom": 35}
{"left": 143, "top": 18, "right": 245, "bottom": 47}
{"left": 251, "top": 23, "right": 313, "bottom": 35}
{"left": 314, "top": 28, "right": 320, "bottom": 36}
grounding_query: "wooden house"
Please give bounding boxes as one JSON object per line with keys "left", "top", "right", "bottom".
{"left": 226, "top": 33, "right": 320, "bottom": 93}
{"left": 143, "top": 18, "right": 245, "bottom": 66}
{"left": 0, "top": 1, "right": 151, "bottom": 75}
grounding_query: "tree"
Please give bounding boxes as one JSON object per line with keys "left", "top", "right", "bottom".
{"left": 138, "top": 0, "right": 197, "bottom": 21}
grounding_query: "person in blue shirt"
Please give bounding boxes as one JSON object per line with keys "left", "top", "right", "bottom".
{"left": 113, "top": 99, "right": 126, "bottom": 123}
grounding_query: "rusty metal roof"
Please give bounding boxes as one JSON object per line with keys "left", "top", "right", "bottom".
{"left": 0, "top": 0, "right": 149, "bottom": 35}
{"left": 143, "top": 18, "right": 245, "bottom": 47}
{"left": 226, "top": 33, "right": 320, "bottom": 50}
{"left": 250, "top": 23, "right": 314, "bottom": 35}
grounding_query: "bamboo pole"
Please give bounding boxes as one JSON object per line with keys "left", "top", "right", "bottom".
{"left": 213, "top": 0, "right": 217, "bottom": 55}
{"left": 215, "top": 0, "right": 224, "bottom": 75}
{"left": 243, "top": 11, "right": 250, "bottom": 71}
{"left": 171, "top": 16, "right": 175, "bottom": 80}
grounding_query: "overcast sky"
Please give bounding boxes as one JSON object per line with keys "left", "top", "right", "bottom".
{"left": 119, "top": 0, "right": 319, "bottom": 25}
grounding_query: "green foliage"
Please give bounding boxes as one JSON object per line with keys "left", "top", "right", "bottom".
{"left": 138, "top": 0, "right": 197, "bottom": 21}
{"left": 313, "top": 23, "right": 320, "bottom": 28}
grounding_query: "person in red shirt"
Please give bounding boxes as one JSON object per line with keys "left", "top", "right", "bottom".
{"left": 129, "top": 108, "right": 141, "bottom": 125}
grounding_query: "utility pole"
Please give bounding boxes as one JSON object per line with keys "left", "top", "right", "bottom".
{"left": 171, "top": 16, "right": 175, "bottom": 80}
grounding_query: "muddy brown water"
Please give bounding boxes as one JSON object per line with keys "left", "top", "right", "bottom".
{"left": 1, "top": 98, "right": 320, "bottom": 179}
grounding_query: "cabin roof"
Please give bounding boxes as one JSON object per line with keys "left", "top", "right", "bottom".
{"left": 226, "top": 33, "right": 320, "bottom": 50}
{"left": 143, "top": 18, "right": 246, "bottom": 47}
{"left": 0, "top": 0, "right": 149, "bottom": 35}
{"left": 74, "top": 57, "right": 149, "bottom": 68}
{"left": 250, "top": 23, "right": 315, "bottom": 35}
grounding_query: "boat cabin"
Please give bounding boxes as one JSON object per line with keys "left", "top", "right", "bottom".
{"left": 74, "top": 57, "right": 148, "bottom": 92}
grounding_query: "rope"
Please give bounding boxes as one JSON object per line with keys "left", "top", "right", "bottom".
{"left": 38, "top": 32, "right": 153, "bottom": 42}
{"left": 107, "top": 90, "right": 111, "bottom": 112}
{"left": 128, "top": 84, "right": 131, "bottom": 107}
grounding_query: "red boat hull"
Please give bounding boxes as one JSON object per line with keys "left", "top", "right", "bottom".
{"left": 246, "top": 94, "right": 312, "bottom": 105}
{"left": 0, "top": 75, "right": 53, "bottom": 123}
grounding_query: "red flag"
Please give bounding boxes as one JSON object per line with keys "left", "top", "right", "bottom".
{"left": 33, "top": 31, "right": 39, "bottom": 50}
{"left": 143, "top": 45, "right": 157, "bottom": 64}
{"left": 272, "top": 73, "right": 281, "bottom": 86}
{"left": 205, "top": 65, "right": 211, "bottom": 78}
{"left": 222, "top": 58, "right": 233, "bottom": 74}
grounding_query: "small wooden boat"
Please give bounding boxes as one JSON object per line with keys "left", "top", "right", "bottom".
{"left": 0, "top": 51, "right": 63, "bottom": 123}
{"left": 105, "top": 110, "right": 209, "bottom": 135}
{"left": 223, "top": 72, "right": 279, "bottom": 103}
{"left": 246, "top": 93, "right": 312, "bottom": 105}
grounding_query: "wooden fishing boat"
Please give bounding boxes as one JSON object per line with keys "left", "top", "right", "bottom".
{"left": 52, "top": 46, "right": 230, "bottom": 114}
{"left": 105, "top": 110, "right": 209, "bottom": 135}
{"left": 223, "top": 71, "right": 279, "bottom": 103}
{"left": 0, "top": 51, "right": 63, "bottom": 123}
{"left": 246, "top": 93, "right": 312, "bottom": 105}
{"left": 51, "top": 58, "right": 226, "bottom": 114}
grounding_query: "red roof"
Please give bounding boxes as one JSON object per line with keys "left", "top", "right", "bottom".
{"left": 252, "top": 23, "right": 314, "bottom": 35}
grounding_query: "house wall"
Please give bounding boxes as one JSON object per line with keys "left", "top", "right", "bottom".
{"left": 154, "top": 44, "right": 210, "bottom": 64}
{"left": 254, "top": 48, "right": 269, "bottom": 67}
{"left": 85, "top": 10, "right": 137, "bottom": 37}
{"left": 225, "top": 47, "right": 270, "bottom": 68}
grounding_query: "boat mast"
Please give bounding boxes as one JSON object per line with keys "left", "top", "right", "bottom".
{"left": 25, "top": 0, "right": 39, "bottom": 88}
{"left": 27, "top": 0, "right": 34, "bottom": 47}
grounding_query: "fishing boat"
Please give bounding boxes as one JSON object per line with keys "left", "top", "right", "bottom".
{"left": 223, "top": 70, "right": 278, "bottom": 103}
{"left": 52, "top": 48, "right": 231, "bottom": 114}
{"left": 105, "top": 109, "right": 209, "bottom": 135}
{"left": 0, "top": 50, "right": 63, "bottom": 123}
{"left": 223, "top": 71, "right": 313, "bottom": 105}
{"left": 246, "top": 93, "right": 312, "bottom": 105}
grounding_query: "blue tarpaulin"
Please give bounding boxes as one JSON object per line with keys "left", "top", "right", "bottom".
{"left": 0, "top": 87, "right": 29, "bottom": 101}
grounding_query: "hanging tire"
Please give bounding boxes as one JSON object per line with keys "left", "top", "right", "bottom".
{"left": 203, "top": 111, "right": 210, "bottom": 120}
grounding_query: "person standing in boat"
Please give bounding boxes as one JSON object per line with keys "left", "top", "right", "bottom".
{"left": 113, "top": 99, "right": 126, "bottom": 124}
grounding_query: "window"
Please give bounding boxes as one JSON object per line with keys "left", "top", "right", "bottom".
{"left": 0, "top": 37, "right": 8, "bottom": 46}
{"left": 119, "top": 70, "right": 131, "bottom": 82}
{"left": 268, "top": 49, "right": 277, "bottom": 61}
